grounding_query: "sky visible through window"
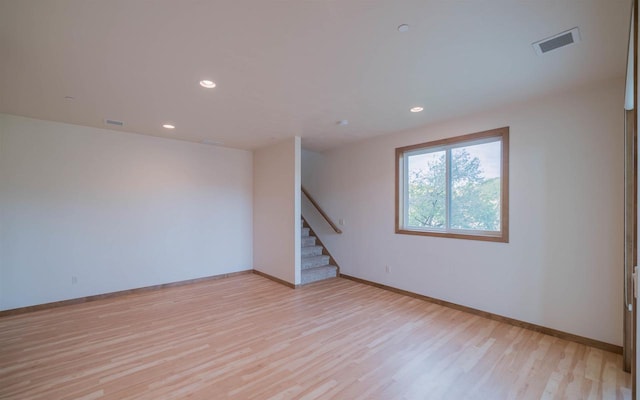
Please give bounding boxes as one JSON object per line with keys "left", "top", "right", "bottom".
{"left": 408, "top": 140, "right": 501, "bottom": 179}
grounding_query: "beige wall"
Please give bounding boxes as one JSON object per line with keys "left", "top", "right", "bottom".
{"left": 0, "top": 114, "right": 253, "bottom": 310}
{"left": 303, "top": 78, "right": 625, "bottom": 345}
{"left": 253, "top": 137, "right": 301, "bottom": 285}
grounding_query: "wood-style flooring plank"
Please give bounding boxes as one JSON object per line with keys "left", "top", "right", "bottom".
{"left": 0, "top": 274, "right": 631, "bottom": 399}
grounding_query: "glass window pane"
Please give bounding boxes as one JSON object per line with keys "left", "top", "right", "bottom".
{"left": 407, "top": 150, "right": 446, "bottom": 229}
{"left": 450, "top": 141, "right": 501, "bottom": 231}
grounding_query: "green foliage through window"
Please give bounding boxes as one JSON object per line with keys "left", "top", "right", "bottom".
{"left": 396, "top": 127, "right": 508, "bottom": 242}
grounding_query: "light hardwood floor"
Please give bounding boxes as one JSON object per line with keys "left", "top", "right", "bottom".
{"left": 0, "top": 274, "right": 631, "bottom": 399}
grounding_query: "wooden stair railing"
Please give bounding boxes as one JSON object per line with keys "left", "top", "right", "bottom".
{"left": 301, "top": 186, "right": 342, "bottom": 234}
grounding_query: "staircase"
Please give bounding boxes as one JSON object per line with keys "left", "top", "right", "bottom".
{"left": 301, "top": 218, "right": 338, "bottom": 285}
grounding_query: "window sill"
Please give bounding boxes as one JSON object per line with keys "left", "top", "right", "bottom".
{"left": 395, "top": 228, "right": 509, "bottom": 243}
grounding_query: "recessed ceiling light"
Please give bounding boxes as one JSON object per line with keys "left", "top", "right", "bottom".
{"left": 337, "top": 119, "right": 349, "bottom": 126}
{"left": 64, "top": 96, "right": 75, "bottom": 100}
{"left": 398, "top": 24, "right": 409, "bottom": 33}
{"left": 199, "top": 80, "right": 216, "bottom": 89}
{"left": 410, "top": 106, "right": 424, "bottom": 113}
{"left": 162, "top": 124, "right": 176, "bottom": 129}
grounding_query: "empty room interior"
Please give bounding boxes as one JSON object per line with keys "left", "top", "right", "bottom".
{"left": 1, "top": 0, "right": 639, "bottom": 399}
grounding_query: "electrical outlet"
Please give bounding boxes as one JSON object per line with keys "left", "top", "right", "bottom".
{"left": 338, "top": 218, "right": 345, "bottom": 226}
{"left": 71, "top": 276, "right": 78, "bottom": 285}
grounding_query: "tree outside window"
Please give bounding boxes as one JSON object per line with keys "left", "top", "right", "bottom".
{"left": 396, "top": 127, "right": 509, "bottom": 242}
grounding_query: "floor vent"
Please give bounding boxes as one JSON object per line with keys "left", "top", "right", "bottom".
{"left": 532, "top": 27, "right": 580, "bottom": 55}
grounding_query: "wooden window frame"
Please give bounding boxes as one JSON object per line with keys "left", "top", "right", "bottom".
{"left": 395, "top": 126, "right": 509, "bottom": 243}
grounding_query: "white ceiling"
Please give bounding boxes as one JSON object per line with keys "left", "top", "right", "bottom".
{"left": 0, "top": 0, "right": 631, "bottom": 151}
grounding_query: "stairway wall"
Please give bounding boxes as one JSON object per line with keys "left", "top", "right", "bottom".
{"left": 301, "top": 149, "right": 338, "bottom": 240}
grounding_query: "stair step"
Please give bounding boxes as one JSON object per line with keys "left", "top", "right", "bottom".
{"left": 302, "top": 236, "right": 316, "bottom": 247}
{"left": 302, "top": 255, "right": 330, "bottom": 269}
{"left": 301, "top": 245, "right": 324, "bottom": 257}
{"left": 301, "top": 265, "right": 338, "bottom": 285}
{"left": 301, "top": 227, "right": 310, "bottom": 237}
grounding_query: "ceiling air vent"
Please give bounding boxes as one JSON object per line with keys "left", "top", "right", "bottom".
{"left": 104, "top": 119, "right": 124, "bottom": 127}
{"left": 532, "top": 27, "right": 581, "bottom": 55}
{"left": 202, "top": 139, "right": 224, "bottom": 146}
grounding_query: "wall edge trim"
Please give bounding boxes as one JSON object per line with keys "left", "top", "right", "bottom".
{"left": 252, "top": 269, "right": 298, "bottom": 289}
{"left": 0, "top": 270, "right": 253, "bottom": 317}
{"left": 340, "top": 273, "right": 622, "bottom": 355}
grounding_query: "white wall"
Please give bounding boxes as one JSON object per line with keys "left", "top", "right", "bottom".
{"left": 253, "top": 137, "right": 301, "bottom": 285}
{"left": 0, "top": 114, "right": 253, "bottom": 310}
{"left": 304, "top": 78, "right": 625, "bottom": 346}
{"left": 301, "top": 149, "right": 331, "bottom": 232}
{"left": 302, "top": 149, "right": 324, "bottom": 192}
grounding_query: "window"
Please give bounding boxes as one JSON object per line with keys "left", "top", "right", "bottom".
{"left": 395, "top": 127, "right": 509, "bottom": 242}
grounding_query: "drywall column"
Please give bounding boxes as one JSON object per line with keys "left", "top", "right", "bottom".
{"left": 253, "top": 137, "right": 301, "bottom": 286}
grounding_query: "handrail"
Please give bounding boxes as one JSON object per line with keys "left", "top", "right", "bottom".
{"left": 301, "top": 186, "right": 342, "bottom": 234}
